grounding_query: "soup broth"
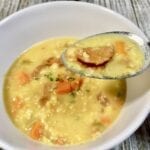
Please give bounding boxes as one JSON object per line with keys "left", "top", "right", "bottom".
{"left": 4, "top": 38, "right": 126, "bottom": 146}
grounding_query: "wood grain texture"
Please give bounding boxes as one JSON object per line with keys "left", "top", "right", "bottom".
{"left": 0, "top": 0, "right": 150, "bottom": 150}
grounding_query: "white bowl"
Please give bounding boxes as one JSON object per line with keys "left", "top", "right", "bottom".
{"left": 0, "top": 1, "right": 149, "bottom": 150}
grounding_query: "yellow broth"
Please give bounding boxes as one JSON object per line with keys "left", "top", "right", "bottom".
{"left": 4, "top": 37, "right": 126, "bottom": 146}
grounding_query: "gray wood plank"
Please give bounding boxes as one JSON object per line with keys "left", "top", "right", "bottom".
{"left": 131, "top": 0, "right": 150, "bottom": 41}
{"left": 98, "top": 0, "right": 138, "bottom": 24}
{"left": 0, "top": 0, "right": 19, "bottom": 19}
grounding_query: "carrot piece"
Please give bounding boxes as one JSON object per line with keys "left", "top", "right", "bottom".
{"left": 30, "top": 121, "right": 43, "bottom": 140}
{"left": 114, "top": 41, "right": 126, "bottom": 55}
{"left": 56, "top": 81, "right": 72, "bottom": 94}
{"left": 17, "top": 71, "right": 30, "bottom": 85}
{"left": 100, "top": 116, "right": 111, "bottom": 125}
{"left": 56, "top": 78, "right": 83, "bottom": 94}
{"left": 70, "top": 78, "right": 83, "bottom": 90}
{"left": 11, "top": 96, "right": 24, "bottom": 115}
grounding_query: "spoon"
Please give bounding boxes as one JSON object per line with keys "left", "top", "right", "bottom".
{"left": 61, "top": 31, "right": 150, "bottom": 79}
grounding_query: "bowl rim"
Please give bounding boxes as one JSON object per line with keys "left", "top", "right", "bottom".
{"left": 0, "top": 1, "right": 149, "bottom": 150}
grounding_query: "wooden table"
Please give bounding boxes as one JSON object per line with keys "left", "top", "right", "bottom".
{"left": 0, "top": 0, "right": 149, "bottom": 149}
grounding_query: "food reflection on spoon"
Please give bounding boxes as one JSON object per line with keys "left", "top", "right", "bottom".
{"left": 62, "top": 31, "right": 150, "bottom": 79}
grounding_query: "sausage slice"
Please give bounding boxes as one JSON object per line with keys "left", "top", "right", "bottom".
{"left": 77, "top": 46, "right": 114, "bottom": 66}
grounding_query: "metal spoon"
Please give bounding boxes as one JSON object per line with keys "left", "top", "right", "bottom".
{"left": 61, "top": 31, "right": 150, "bottom": 79}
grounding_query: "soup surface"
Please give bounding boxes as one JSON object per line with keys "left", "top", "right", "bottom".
{"left": 63, "top": 34, "right": 144, "bottom": 78}
{"left": 4, "top": 37, "right": 126, "bottom": 146}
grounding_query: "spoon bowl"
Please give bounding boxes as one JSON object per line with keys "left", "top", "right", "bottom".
{"left": 62, "top": 31, "right": 150, "bottom": 79}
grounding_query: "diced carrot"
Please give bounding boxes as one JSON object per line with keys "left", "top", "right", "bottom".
{"left": 70, "top": 78, "right": 83, "bottom": 90}
{"left": 56, "top": 81, "right": 72, "bottom": 94}
{"left": 114, "top": 41, "right": 126, "bottom": 55}
{"left": 11, "top": 96, "right": 24, "bottom": 115}
{"left": 100, "top": 116, "right": 111, "bottom": 125}
{"left": 17, "top": 71, "right": 30, "bottom": 85}
{"left": 56, "top": 78, "right": 83, "bottom": 94}
{"left": 30, "top": 121, "right": 43, "bottom": 140}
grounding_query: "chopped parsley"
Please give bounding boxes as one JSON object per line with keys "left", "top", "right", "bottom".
{"left": 44, "top": 72, "right": 54, "bottom": 81}
{"left": 70, "top": 92, "right": 76, "bottom": 97}
{"left": 68, "top": 77, "right": 75, "bottom": 81}
{"left": 55, "top": 77, "right": 60, "bottom": 81}
{"left": 70, "top": 99, "right": 76, "bottom": 103}
{"left": 116, "top": 91, "right": 124, "bottom": 98}
{"left": 21, "top": 59, "right": 32, "bottom": 64}
{"left": 34, "top": 77, "right": 40, "bottom": 80}
{"left": 85, "top": 89, "right": 90, "bottom": 93}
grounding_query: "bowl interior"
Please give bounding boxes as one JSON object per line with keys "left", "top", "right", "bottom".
{"left": 0, "top": 2, "right": 149, "bottom": 150}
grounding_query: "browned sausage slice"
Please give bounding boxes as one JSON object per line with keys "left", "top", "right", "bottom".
{"left": 32, "top": 57, "right": 63, "bottom": 78}
{"left": 77, "top": 46, "right": 114, "bottom": 66}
